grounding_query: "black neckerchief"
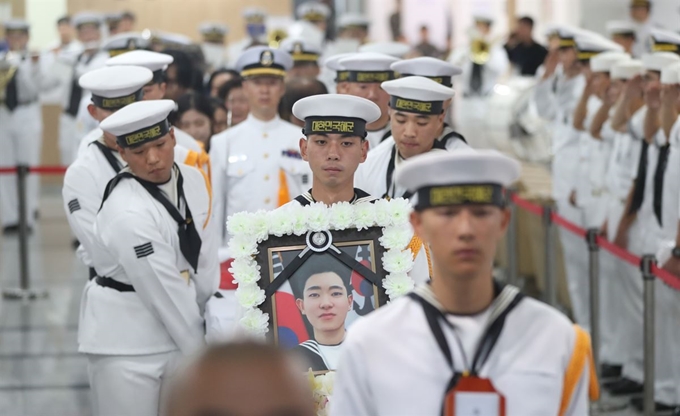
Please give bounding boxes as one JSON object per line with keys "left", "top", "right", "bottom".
{"left": 440, "top": 124, "right": 467, "bottom": 146}
{"left": 101, "top": 165, "right": 202, "bottom": 273}
{"left": 408, "top": 281, "right": 523, "bottom": 412}
{"left": 629, "top": 140, "right": 650, "bottom": 215}
{"left": 293, "top": 188, "right": 372, "bottom": 206}
{"left": 653, "top": 143, "right": 670, "bottom": 226}
{"left": 384, "top": 140, "right": 446, "bottom": 199}
{"left": 90, "top": 140, "right": 123, "bottom": 173}
{"left": 65, "top": 51, "right": 98, "bottom": 116}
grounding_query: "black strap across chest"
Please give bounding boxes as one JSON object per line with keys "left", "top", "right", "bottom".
{"left": 653, "top": 143, "right": 670, "bottom": 226}
{"left": 408, "top": 282, "right": 524, "bottom": 378}
{"left": 384, "top": 140, "right": 446, "bottom": 199}
{"left": 100, "top": 166, "right": 202, "bottom": 273}
{"left": 91, "top": 140, "right": 123, "bottom": 173}
{"left": 629, "top": 139, "right": 650, "bottom": 215}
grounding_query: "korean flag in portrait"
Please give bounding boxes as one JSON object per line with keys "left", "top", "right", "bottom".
{"left": 271, "top": 244, "right": 378, "bottom": 372}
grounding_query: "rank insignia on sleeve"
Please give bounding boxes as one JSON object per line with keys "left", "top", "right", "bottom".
{"left": 68, "top": 199, "right": 81, "bottom": 213}
{"left": 281, "top": 149, "right": 302, "bottom": 159}
{"left": 134, "top": 242, "right": 154, "bottom": 259}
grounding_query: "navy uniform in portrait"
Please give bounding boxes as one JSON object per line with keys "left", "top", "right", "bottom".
{"left": 82, "top": 100, "right": 219, "bottom": 416}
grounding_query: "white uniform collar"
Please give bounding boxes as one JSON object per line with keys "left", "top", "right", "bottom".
{"left": 245, "top": 113, "right": 283, "bottom": 130}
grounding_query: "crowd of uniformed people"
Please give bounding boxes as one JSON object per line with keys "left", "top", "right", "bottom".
{"left": 1, "top": 0, "right": 679, "bottom": 414}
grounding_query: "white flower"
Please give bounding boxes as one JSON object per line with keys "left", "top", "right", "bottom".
{"left": 306, "top": 202, "right": 331, "bottom": 232}
{"left": 317, "top": 371, "right": 335, "bottom": 396}
{"left": 382, "top": 249, "right": 414, "bottom": 273}
{"left": 373, "top": 198, "right": 393, "bottom": 227}
{"left": 388, "top": 198, "right": 412, "bottom": 226}
{"left": 226, "top": 211, "right": 253, "bottom": 237}
{"left": 235, "top": 283, "right": 266, "bottom": 308}
{"left": 228, "top": 236, "right": 259, "bottom": 259}
{"left": 383, "top": 272, "right": 415, "bottom": 298}
{"left": 379, "top": 225, "right": 412, "bottom": 250}
{"left": 268, "top": 208, "right": 294, "bottom": 237}
{"left": 250, "top": 211, "right": 271, "bottom": 242}
{"left": 354, "top": 203, "right": 376, "bottom": 231}
{"left": 291, "top": 208, "right": 309, "bottom": 236}
{"left": 239, "top": 308, "right": 269, "bottom": 336}
{"left": 229, "top": 258, "right": 261, "bottom": 285}
{"left": 328, "top": 201, "right": 354, "bottom": 230}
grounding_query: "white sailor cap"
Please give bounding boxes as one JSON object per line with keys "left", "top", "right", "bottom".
{"left": 590, "top": 51, "right": 631, "bottom": 73}
{"left": 236, "top": 46, "right": 293, "bottom": 78}
{"left": 337, "top": 13, "right": 370, "bottom": 29}
{"left": 650, "top": 28, "right": 680, "bottom": 54}
{"left": 324, "top": 53, "right": 354, "bottom": 82}
{"left": 149, "top": 31, "right": 193, "bottom": 47}
{"left": 199, "top": 22, "right": 229, "bottom": 42}
{"left": 297, "top": 2, "right": 331, "bottom": 22}
{"left": 391, "top": 57, "right": 463, "bottom": 87}
{"left": 100, "top": 99, "right": 175, "bottom": 148}
{"left": 553, "top": 25, "right": 589, "bottom": 48}
{"left": 661, "top": 62, "right": 680, "bottom": 85}
{"left": 396, "top": 149, "right": 521, "bottom": 211}
{"left": 611, "top": 59, "right": 645, "bottom": 80}
{"left": 78, "top": 66, "right": 152, "bottom": 111}
{"left": 472, "top": 11, "right": 495, "bottom": 24}
{"left": 106, "top": 50, "right": 173, "bottom": 83}
{"left": 293, "top": 95, "right": 381, "bottom": 138}
{"left": 4, "top": 19, "right": 29, "bottom": 32}
{"left": 280, "top": 37, "right": 322, "bottom": 63}
{"left": 338, "top": 52, "right": 399, "bottom": 83}
{"left": 642, "top": 52, "right": 680, "bottom": 72}
{"left": 242, "top": 8, "right": 267, "bottom": 25}
{"left": 382, "top": 76, "right": 455, "bottom": 116}
{"left": 574, "top": 32, "right": 624, "bottom": 61}
{"left": 606, "top": 20, "right": 637, "bottom": 37}
{"left": 359, "top": 41, "right": 411, "bottom": 58}
{"left": 102, "top": 32, "right": 149, "bottom": 57}
{"left": 72, "top": 12, "right": 102, "bottom": 29}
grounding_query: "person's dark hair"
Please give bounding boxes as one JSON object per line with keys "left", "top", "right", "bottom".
{"left": 164, "top": 49, "right": 202, "bottom": 91}
{"left": 169, "top": 92, "right": 215, "bottom": 128}
{"left": 57, "top": 15, "right": 71, "bottom": 26}
{"left": 518, "top": 16, "right": 534, "bottom": 27}
{"left": 121, "top": 11, "right": 136, "bottom": 21}
{"left": 279, "top": 77, "right": 328, "bottom": 122}
{"left": 420, "top": 25, "right": 428, "bottom": 31}
{"left": 217, "top": 77, "right": 243, "bottom": 102}
{"left": 209, "top": 96, "right": 227, "bottom": 117}
{"left": 207, "top": 68, "right": 240, "bottom": 94}
{"left": 289, "top": 253, "right": 353, "bottom": 301}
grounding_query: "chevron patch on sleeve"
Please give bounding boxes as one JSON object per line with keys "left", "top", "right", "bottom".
{"left": 67, "top": 199, "right": 81, "bottom": 214}
{"left": 134, "top": 242, "right": 154, "bottom": 259}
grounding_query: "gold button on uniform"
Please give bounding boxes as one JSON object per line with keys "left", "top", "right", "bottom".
{"left": 263, "top": 133, "right": 268, "bottom": 138}
{"left": 265, "top": 198, "right": 271, "bottom": 204}
{"left": 263, "top": 153, "right": 269, "bottom": 159}
{"left": 264, "top": 175, "right": 270, "bottom": 181}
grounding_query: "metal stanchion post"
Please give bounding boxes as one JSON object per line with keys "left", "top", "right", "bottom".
{"left": 543, "top": 205, "right": 557, "bottom": 307}
{"left": 2, "top": 165, "right": 48, "bottom": 301}
{"left": 641, "top": 255, "right": 656, "bottom": 416}
{"left": 506, "top": 191, "right": 518, "bottom": 287}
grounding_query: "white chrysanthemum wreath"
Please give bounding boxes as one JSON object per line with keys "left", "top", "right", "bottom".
{"left": 226, "top": 198, "right": 417, "bottom": 336}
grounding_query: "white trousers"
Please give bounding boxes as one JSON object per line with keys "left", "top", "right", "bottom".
{"left": 654, "top": 282, "right": 680, "bottom": 404}
{"left": 87, "top": 350, "right": 182, "bottom": 416}
{"left": 0, "top": 104, "right": 42, "bottom": 227}
{"left": 58, "top": 112, "right": 78, "bottom": 166}
{"left": 556, "top": 199, "right": 590, "bottom": 331}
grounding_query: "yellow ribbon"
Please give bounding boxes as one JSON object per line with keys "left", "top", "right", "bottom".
{"left": 407, "top": 235, "right": 434, "bottom": 278}
{"left": 278, "top": 168, "right": 291, "bottom": 207}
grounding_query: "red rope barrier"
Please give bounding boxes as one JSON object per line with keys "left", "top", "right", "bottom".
{"left": 511, "top": 194, "right": 680, "bottom": 291}
{"left": 0, "top": 166, "right": 67, "bottom": 175}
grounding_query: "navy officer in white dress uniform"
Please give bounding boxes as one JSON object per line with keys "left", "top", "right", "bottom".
{"left": 331, "top": 150, "right": 597, "bottom": 416}
{"left": 210, "top": 46, "right": 312, "bottom": 262}
{"left": 355, "top": 75, "right": 468, "bottom": 199}
{"left": 83, "top": 100, "right": 219, "bottom": 416}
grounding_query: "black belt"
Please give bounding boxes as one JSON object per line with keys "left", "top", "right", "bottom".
{"left": 95, "top": 275, "right": 135, "bottom": 292}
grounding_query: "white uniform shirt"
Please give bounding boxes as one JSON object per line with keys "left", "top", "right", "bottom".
{"left": 1, "top": 51, "right": 43, "bottom": 104}
{"left": 210, "top": 114, "right": 312, "bottom": 259}
{"left": 81, "top": 164, "right": 219, "bottom": 356}
{"left": 450, "top": 43, "right": 509, "bottom": 97}
{"left": 366, "top": 123, "right": 391, "bottom": 150}
{"left": 39, "top": 41, "right": 83, "bottom": 104}
{"left": 632, "top": 133, "right": 664, "bottom": 255}
{"left": 355, "top": 135, "right": 468, "bottom": 199}
{"left": 660, "top": 117, "right": 680, "bottom": 241}
{"left": 331, "top": 285, "right": 589, "bottom": 416}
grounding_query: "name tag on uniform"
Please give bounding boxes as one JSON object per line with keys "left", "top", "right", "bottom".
{"left": 180, "top": 270, "right": 190, "bottom": 285}
{"left": 445, "top": 376, "right": 505, "bottom": 416}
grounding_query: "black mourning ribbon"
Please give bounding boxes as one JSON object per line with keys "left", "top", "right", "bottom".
{"left": 470, "top": 63, "right": 484, "bottom": 95}
{"left": 91, "top": 141, "right": 123, "bottom": 173}
{"left": 653, "top": 143, "right": 670, "bottom": 226}
{"left": 5, "top": 69, "right": 18, "bottom": 111}
{"left": 264, "top": 241, "right": 382, "bottom": 299}
{"left": 100, "top": 166, "right": 202, "bottom": 273}
{"left": 629, "top": 140, "right": 650, "bottom": 215}
{"left": 384, "top": 140, "right": 446, "bottom": 199}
